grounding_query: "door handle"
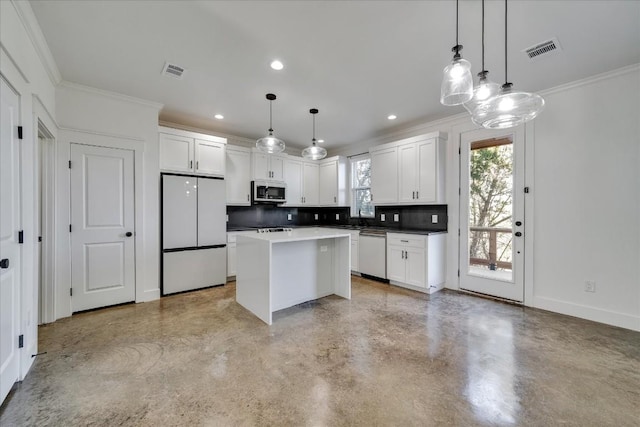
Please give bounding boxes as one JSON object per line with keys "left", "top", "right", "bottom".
{"left": 0, "top": 259, "right": 9, "bottom": 269}
{"left": 515, "top": 232, "right": 522, "bottom": 237}
{"left": 515, "top": 221, "right": 522, "bottom": 226}
{"left": 125, "top": 232, "right": 133, "bottom": 237}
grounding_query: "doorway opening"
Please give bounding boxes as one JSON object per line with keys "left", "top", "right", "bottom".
{"left": 37, "top": 120, "right": 55, "bottom": 324}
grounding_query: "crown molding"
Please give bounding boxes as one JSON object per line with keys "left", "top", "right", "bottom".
{"left": 540, "top": 63, "right": 640, "bottom": 97}
{"left": 59, "top": 80, "right": 164, "bottom": 110}
{"left": 11, "top": 0, "right": 62, "bottom": 85}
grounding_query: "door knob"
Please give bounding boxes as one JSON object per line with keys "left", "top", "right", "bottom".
{"left": 515, "top": 221, "right": 522, "bottom": 226}
{"left": 0, "top": 259, "right": 9, "bottom": 269}
{"left": 515, "top": 231, "right": 522, "bottom": 237}
{"left": 125, "top": 232, "right": 133, "bottom": 237}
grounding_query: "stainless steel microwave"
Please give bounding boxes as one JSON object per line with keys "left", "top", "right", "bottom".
{"left": 251, "top": 180, "right": 286, "bottom": 204}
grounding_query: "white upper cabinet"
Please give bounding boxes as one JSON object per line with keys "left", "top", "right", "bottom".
{"left": 159, "top": 126, "right": 226, "bottom": 177}
{"left": 303, "top": 162, "right": 319, "bottom": 205}
{"left": 195, "top": 139, "right": 225, "bottom": 176}
{"left": 284, "top": 158, "right": 303, "bottom": 205}
{"left": 318, "top": 156, "right": 347, "bottom": 206}
{"left": 283, "top": 158, "right": 320, "bottom": 206}
{"left": 370, "top": 146, "right": 398, "bottom": 204}
{"left": 252, "top": 151, "right": 285, "bottom": 181}
{"left": 226, "top": 146, "right": 252, "bottom": 205}
{"left": 370, "top": 132, "right": 446, "bottom": 205}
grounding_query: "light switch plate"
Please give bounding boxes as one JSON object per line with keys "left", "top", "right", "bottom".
{"left": 380, "top": 214, "right": 386, "bottom": 222}
{"left": 394, "top": 213, "right": 399, "bottom": 222}
{"left": 431, "top": 214, "right": 438, "bottom": 223}
{"left": 287, "top": 214, "right": 292, "bottom": 221}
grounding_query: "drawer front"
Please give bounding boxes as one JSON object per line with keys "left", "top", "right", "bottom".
{"left": 387, "top": 233, "right": 426, "bottom": 249}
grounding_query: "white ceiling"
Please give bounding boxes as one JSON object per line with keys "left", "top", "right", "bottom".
{"left": 30, "top": 1, "right": 640, "bottom": 151}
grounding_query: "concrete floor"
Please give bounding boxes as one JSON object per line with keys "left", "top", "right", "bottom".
{"left": 1, "top": 276, "right": 639, "bottom": 426}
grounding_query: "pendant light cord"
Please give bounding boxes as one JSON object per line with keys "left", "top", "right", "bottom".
{"left": 456, "top": 0, "right": 459, "bottom": 47}
{"left": 481, "top": 0, "right": 485, "bottom": 72}
{"left": 504, "top": 0, "right": 508, "bottom": 85}
{"left": 269, "top": 100, "right": 273, "bottom": 132}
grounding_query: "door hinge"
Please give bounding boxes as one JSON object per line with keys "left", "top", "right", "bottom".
{"left": 18, "top": 230, "right": 24, "bottom": 244}
{"left": 68, "top": 160, "right": 72, "bottom": 169}
{"left": 18, "top": 334, "right": 24, "bottom": 348}
{"left": 69, "top": 224, "right": 72, "bottom": 232}
{"left": 70, "top": 288, "right": 73, "bottom": 296}
{"left": 458, "top": 229, "right": 460, "bottom": 236}
{"left": 17, "top": 126, "right": 23, "bottom": 140}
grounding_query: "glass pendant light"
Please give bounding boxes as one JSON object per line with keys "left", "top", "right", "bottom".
{"left": 440, "top": 0, "right": 473, "bottom": 106}
{"left": 463, "top": 0, "right": 500, "bottom": 116}
{"left": 473, "top": 0, "right": 544, "bottom": 129}
{"left": 256, "top": 93, "right": 285, "bottom": 154}
{"left": 302, "top": 108, "right": 327, "bottom": 160}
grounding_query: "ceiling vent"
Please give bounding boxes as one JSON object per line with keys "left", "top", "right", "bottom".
{"left": 523, "top": 37, "right": 562, "bottom": 61}
{"left": 162, "top": 62, "right": 186, "bottom": 79}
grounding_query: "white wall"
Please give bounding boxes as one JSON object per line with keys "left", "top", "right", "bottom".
{"left": 0, "top": 0, "right": 59, "bottom": 380}
{"left": 331, "top": 65, "right": 640, "bottom": 331}
{"left": 529, "top": 67, "right": 640, "bottom": 330}
{"left": 55, "top": 82, "right": 163, "bottom": 318}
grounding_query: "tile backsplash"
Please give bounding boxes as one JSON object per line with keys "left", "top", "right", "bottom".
{"left": 227, "top": 204, "right": 447, "bottom": 231}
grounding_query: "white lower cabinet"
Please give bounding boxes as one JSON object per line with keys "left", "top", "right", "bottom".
{"left": 386, "top": 232, "right": 446, "bottom": 294}
{"left": 227, "top": 230, "right": 257, "bottom": 277}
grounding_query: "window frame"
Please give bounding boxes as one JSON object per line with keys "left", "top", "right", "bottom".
{"left": 349, "top": 153, "right": 374, "bottom": 218}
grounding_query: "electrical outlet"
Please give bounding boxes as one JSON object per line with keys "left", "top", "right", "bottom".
{"left": 314, "top": 214, "right": 318, "bottom": 220}
{"left": 394, "top": 213, "right": 399, "bottom": 222}
{"left": 287, "top": 214, "right": 292, "bottom": 221}
{"left": 226, "top": 215, "right": 229, "bottom": 222}
{"left": 585, "top": 281, "right": 596, "bottom": 293}
{"left": 335, "top": 214, "right": 340, "bottom": 220}
{"left": 431, "top": 214, "right": 438, "bottom": 223}
{"left": 380, "top": 214, "right": 386, "bottom": 222}
{"left": 320, "top": 245, "right": 328, "bottom": 252}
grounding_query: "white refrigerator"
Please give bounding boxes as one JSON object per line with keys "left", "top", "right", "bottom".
{"left": 162, "top": 174, "right": 226, "bottom": 295}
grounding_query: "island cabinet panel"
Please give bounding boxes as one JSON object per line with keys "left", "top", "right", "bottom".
{"left": 236, "top": 228, "right": 351, "bottom": 325}
{"left": 159, "top": 126, "right": 226, "bottom": 177}
{"left": 226, "top": 146, "right": 252, "bottom": 205}
{"left": 386, "top": 232, "right": 446, "bottom": 294}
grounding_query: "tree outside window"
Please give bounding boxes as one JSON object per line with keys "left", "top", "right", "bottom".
{"left": 351, "top": 156, "right": 373, "bottom": 217}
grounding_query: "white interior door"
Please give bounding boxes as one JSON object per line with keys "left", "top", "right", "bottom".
{"left": 459, "top": 127, "right": 525, "bottom": 302}
{"left": 70, "top": 144, "right": 135, "bottom": 312}
{"left": 0, "top": 77, "right": 21, "bottom": 404}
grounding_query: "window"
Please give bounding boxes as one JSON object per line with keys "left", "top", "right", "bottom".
{"left": 350, "top": 154, "right": 374, "bottom": 217}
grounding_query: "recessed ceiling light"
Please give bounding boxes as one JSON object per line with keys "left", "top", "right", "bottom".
{"left": 387, "top": 114, "right": 397, "bottom": 120}
{"left": 270, "top": 60, "right": 284, "bottom": 70}
{"left": 318, "top": 139, "right": 324, "bottom": 143}
{"left": 214, "top": 114, "right": 224, "bottom": 120}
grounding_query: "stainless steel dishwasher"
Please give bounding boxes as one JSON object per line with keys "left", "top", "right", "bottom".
{"left": 358, "top": 229, "right": 387, "bottom": 280}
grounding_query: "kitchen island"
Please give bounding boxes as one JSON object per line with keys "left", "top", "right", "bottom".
{"left": 236, "top": 228, "right": 351, "bottom": 325}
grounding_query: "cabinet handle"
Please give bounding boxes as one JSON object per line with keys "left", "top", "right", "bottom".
{"left": 334, "top": 196, "right": 336, "bottom": 203}
{"left": 416, "top": 191, "right": 419, "bottom": 199}
{"left": 412, "top": 191, "right": 415, "bottom": 199}
{"left": 247, "top": 194, "right": 250, "bottom": 201}
{"left": 190, "top": 160, "right": 193, "bottom": 169}
{"left": 401, "top": 240, "right": 409, "bottom": 243}
{"left": 196, "top": 161, "right": 199, "bottom": 170}
{"left": 405, "top": 251, "right": 408, "bottom": 259}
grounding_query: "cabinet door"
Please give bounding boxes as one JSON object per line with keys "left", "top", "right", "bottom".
{"left": 162, "top": 175, "right": 197, "bottom": 249}
{"left": 370, "top": 147, "right": 398, "bottom": 204}
{"left": 405, "top": 247, "right": 426, "bottom": 288}
{"left": 417, "top": 138, "right": 437, "bottom": 203}
{"left": 160, "top": 133, "right": 193, "bottom": 173}
{"left": 253, "top": 153, "right": 270, "bottom": 180}
{"left": 226, "top": 148, "right": 251, "bottom": 205}
{"left": 195, "top": 139, "right": 225, "bottom": 176}
{"left": 303, "top": 162, "right": 319, "bottom": 205}
{"left": 319, "top": 160, "right": 338, "bottom": 205}
{"left": 284, "top": 159, "right": 303, "bottom": 205}
{"left": 270, "top": 155, "right": 285, "bottom": 181}
{"left": 387, "top": 245, "right": 406, "bottom": 282}
{"left": 398, "top": 143, "right": 418, "bottom": 203}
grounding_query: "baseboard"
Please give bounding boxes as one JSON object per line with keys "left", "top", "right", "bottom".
{"left": 533, "top": 296, "right": 640, "bottom": 331}
{"left": 141, "top": 288, "right": 161, "bottom": 302}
